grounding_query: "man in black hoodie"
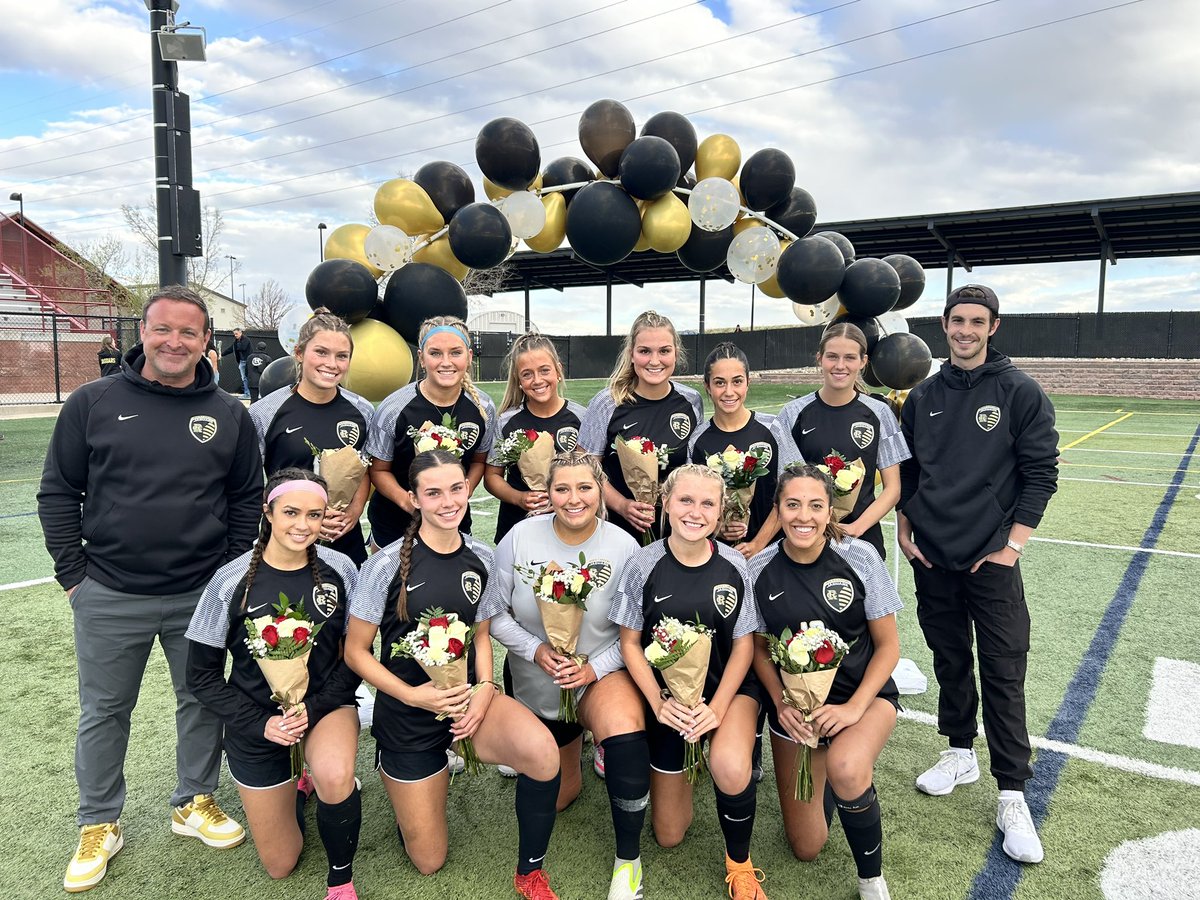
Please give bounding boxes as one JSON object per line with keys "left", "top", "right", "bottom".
{"left": 221, "top": 326, "right": 252, "bottom": 397}
{"left": 39, "top": 286, "right": 263, "bottom": 892}
{"left": 897, "top": 284, "right": 1058, "bottom": 866}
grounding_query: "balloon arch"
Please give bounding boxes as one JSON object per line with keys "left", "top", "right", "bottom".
{"left": 297, "top": 99, "right": 933, "bottom": 402}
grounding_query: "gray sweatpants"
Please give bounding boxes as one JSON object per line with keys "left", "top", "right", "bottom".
{"left": 71, "top": 576, "right": 223, "bottom": 825}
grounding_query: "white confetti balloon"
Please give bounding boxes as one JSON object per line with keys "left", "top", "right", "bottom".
{"left": 687, "top": 177, "right": 741, "bottom": 232}
{"left": 495, "top": 190, "right": 546, "bottom": 240}
{"left": 726, "top": 226, "right": 782, "bottom": 284}
{"left": 878, "top": 309, "right": 910, "bottom": 335}
{"left": 277, "top": 305, "right": 312, "bottom": 355}
{"left": 791, "top": 301, "right": 831, "bottom": 326}
{"left": 363, "top": 224, "right": 413, "bottom": 272}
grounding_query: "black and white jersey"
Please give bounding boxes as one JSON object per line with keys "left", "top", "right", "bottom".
{"left": 479, "top": 515, "right": 639, "bottom": 720}
{"left": 350, "top": 534, "right": 494, "bottom": 752}
{"left": 186, "top": 546, "right": 360, "bottom": 735}
{"left": 771, "top": 391, "right": 909, "bottom": 556}
{"left": 749, "top": 537, "right": 902, "bottom": 705}
{"left": 364, "top": 383, "right": 497, "bottom": 546}
{"left": 487, "top": 399, "right": 586, "bottom": 544}
{"left": 250, "top": 386, "right": 373, "bottom": 473}
{"left": 688, "top": 412, "right": 779, "bottom": 540}
{"left": 609, "top": 540, "right": 763, "bottom": 701}
{"left": 577, "top": 383, "right": 705, "bottom": 541}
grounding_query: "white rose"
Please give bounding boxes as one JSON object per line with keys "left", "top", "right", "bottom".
{"left": 274, "top": 618, "right": 300, "bottom": 639}
{"left": 787, "top": 640, "right": 810, "bottom": 668}
{"left": 251, "top": 614, "right": 274, "bottom": 632}
{"left": 428, "top": 626, "right": 450, "bottom": 653}
{"left": 645, "top": 643, "right": 669, "bottom": 664}
{"left": 416, "top": 436, "right": 438, "bottom": 453}
{"left": 427, "top": 646, "right": 449, "bottom": 665}
{"left": 722, "top": 449, "right": 742, "bottom": 468}
{"left": 570, "top": 574, "right": 585, "bottom": 594}
{"left": 448, "top": 620, "right": 469, "bottom": 642}
{"left": 706, "top": 453, "right": 721, "bottom": 468}
{"left": 835, "top": 468, "right": 858, "bottom": 491}
{"left": 540, "top": 574, "right": 555, "bottom": 597}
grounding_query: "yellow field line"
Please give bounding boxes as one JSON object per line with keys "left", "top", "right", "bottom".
{"left": 0, "top": 477, "right": 39, "bottom": 485}
{"left": 1061, "top": 413, "right": 1134, "bottom": 450}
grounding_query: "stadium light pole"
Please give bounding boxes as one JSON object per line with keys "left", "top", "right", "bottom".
{"left": 8, "top": 192, "right": 26, "bottom": 278}
{"left": 318, "top": 222, "right": 327, "bottom": 261}
{"left": 226, "top": 254, "right": 236, "bottom": 295}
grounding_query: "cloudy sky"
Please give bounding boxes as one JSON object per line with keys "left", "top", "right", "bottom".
{"left": 0, "top": 0, "right": 1196, "bottom": 335}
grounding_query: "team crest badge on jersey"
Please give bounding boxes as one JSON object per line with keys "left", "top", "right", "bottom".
{"left": 556, "top": 426, "right": 579, "bottom": 451}
{"left": 188, "top": 415, "right": 218, "bottom": 444}
{"left": 670, "top": 413, "right": 692, "bottom": 441}
{"left": 336, "top": 420, "right": 360, "bottom": 447}
{"left": 976, "top": 405, "right": 1002, "bottom": 432}
{"left": 748, "top": 440, "right": 773, "bottom": 465}
{"left": 822, "top": 578, "right": 854, "bottom": 614}
{"left": 461, "top": 572, "right": 482, "bottom": 605}
{"left": 458, "top": 422, "right": 481, "bottom": 449}
{"left": 312, "top": 583, "right": 339, "bottom": 618}
{"left": 587, "top": 559, "right": 613, "bottom": 588}
{"left": 712, "top": 583, "right": 738, "bottom": 619}
{"left": 850, "top": 422, "right": 875, "bottom": 450}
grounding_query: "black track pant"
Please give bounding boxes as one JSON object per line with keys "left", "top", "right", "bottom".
{"left": 912, "top": 559, "right": 1032, "bottom": 790}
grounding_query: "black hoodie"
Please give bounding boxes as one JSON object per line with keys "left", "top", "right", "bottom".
{"left": 38, "top": 344, "right": 263, "bottom": 594}
{"left": 898, "top": 348, "right": 1059, "bottom": 571}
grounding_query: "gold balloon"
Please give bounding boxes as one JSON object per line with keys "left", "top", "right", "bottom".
{"left": 374, "top": 179, "right": 443, "bottom": 236}
{"left": 525, "top": 191, "right": 566, "bottom": 253}
{"left": 641, "top": 193, "right": 692, "bottom": 253}
{"left": 413, "top": 235, "right": 469, "bottom": 281}
{"left": 323, "top": 224, "right": 383, "bottom": 278}
{"left": 732, "top": 215, "right": 761, "bottom": 236}
{"left": 633, "top": 229, "right": 652, "bottom": 253}
{"left": 344, "top": 319, "right": 414, "bottom": 403}
{"left": 695, "top": 134, "right": 741, "bottom": 182}
{"left": 758, "top": 238, "right": 792, "bottom": 298}
{"left": 484, "top": 173, "right": 542, "bottom": 201}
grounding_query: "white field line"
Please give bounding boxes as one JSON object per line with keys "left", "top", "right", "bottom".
{"left": 0, "top": 576, "right": 54, "bottom": 592}
{"left": 1063, "top": 447, "right": 1193, "bottom": 457}
{"left": 1061, "top": 476, "right": 1200, "bottom": 489}
{"left": 1056, "top": 409, "right": 1200, "bottom": 418}
{"left": 1059, "top": 430, "right": 1199, "bottom": 438}
{"left": 898, "top": 708, "right": 1200, "bottom": 787}
{"left": 878, "top": 521, "right": 1200, "bottom": 558}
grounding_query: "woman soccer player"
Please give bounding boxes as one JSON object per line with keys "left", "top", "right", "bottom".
{"left": 749, "top": 464, "right": 902, "bottom": 900}
{"left": 484, "top": 333, "right": 586, "bottom": 544}
{"left": 481, "top": 450, "right": 650, "bottom": 900}
{"left": 186, "top": 468, "right": 363, "bottom": 900}
{"left": 345, "top": 450, "right": 564, "bottom": 899}
{"left": 770, "top": 323, "right": 909, "bottom": 559}
{"left": 250, "top": 309, "right": 374, "bottom": 565}
{"left": 610, "top": 464, "right": 769, "bottom": 900}
{"left": 578, "top": 310, "right": 704, "bottom": 543}
{"left": 98, "top": 335, "right": 121, "bottom": 377}
{"left": 365, "top": 316, "right": 495, "bottom": 548}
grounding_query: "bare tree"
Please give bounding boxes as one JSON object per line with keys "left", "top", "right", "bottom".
{"left": 120, "top": 200, "right": 230, "bottom": 293}
{"left": 59, "top": 234, "right": 144, "bottom": 316}
{"left": 244, "top": 279, "right": 292, "bottom": 330}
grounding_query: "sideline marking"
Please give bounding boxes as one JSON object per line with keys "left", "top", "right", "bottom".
{"left": 1060, "top": 462, "right": 1189, "bottom": 474}
{"left": 1059, "top": 430, "right": 1199, "bottom": 438}
{"left": 1062, "top": 412, "right": 1134, "bottom": 450}
{"left": 0, "top": 477, "right": 40, "bottom": 485}
{"left": 879, "top": 520, "right": 1200, "bottom": 558}
{"left": 1063, "top": 447, "right": 1193, "bottom": 457}
{"left": 1062, "top": 476, "right": 1200, "bottom": 489}
{"left": 1145, "top": 658, "right": 1200, "bottom": 750}
{"left": 0, "top": 577, "right": 54, "bottom": 592}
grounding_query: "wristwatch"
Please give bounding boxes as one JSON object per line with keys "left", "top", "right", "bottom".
{"left": 1006, "top": 538, "right": 1025, "bottom": 555}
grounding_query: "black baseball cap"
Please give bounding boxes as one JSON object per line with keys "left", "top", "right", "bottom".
{"left": 944, "top": 284, "right": 999, "bottom": 317}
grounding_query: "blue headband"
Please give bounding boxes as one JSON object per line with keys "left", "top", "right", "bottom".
{"left": 419, "top": 324, "right": 469, "bottom": 350}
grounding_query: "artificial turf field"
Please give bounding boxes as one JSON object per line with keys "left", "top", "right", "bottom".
{"left": 1, "top": 379, "right": 1198, "bottom": 900}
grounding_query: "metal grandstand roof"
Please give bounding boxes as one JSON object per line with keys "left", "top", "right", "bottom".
{"left": 493, "top": 191, "right": 1200, "bottom": 294}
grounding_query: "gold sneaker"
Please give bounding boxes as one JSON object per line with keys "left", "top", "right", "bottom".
{"left": 64, "top": 822, "right": 123, "bottom": 892}
{"left": 171, "top": 794, "right": 245, "bottom": 849}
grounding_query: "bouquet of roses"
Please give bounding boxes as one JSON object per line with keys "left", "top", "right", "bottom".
{"left": 645, "top": 615, "right": 713, "bottom": 784}
{"left": 515, "top": 552, "right": 596, "bottom": 722}
{"left": 765, "top": 620, "right": 851, "bottom": 800}
{"left": 391, "top": 607, "right": 481, "bottom": 774}
{"left": 244, "top": 593, "right": 326, "bottom": 778}
{"left": 705, "top": 444, "right": 771, "bottom": 528}
{"left": 304, "top": 438, "right": 369, "bottom": 511}
{"left": 494, "top": 427, "right": 556, "bottom": 492}
{"left": 815, "top": 450, "right": 866, "bottom": 517}
{"left": 406, "top": 413, "right": 466, "bottom": 458}
{"left": 613, "top": 434, "right": 672, "bottom": 545}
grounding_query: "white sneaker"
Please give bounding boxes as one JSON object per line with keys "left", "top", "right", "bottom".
{"left": 858, "top": 875, "right": 891, "bottom": 900}
{"left": 915, "top": 749, "right": 979, "bottom": 796}
{"left": 497, "top": 764, "right": 518, "bottom": 778}
{"left": 446, "top": 749, "right": 465, "bottom": 775}
{"left": 608, "top": 858, "right": 643, "bottom": 900}
{"left": 998, "top": 796, "right": 1044, "bottom": 863}
{"left": 593, "top": 744, "right": 606, "bottom": 779}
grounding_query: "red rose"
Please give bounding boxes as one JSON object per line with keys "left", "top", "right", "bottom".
{"left": 275, "top": 615, "right": 288, "bottom": 623}
{"left": 743, "top": 456, "right": 756, "bottom": 471}
{"left": 429, "top": 616, "right": 450, "bottom": 628}
{"left": 293, "top": 627, "right": 310, "bottom": 646}
{"left": 641, "top": 440, "right": 654, "bottom": 454}
{"left": 552, "top": 580, "right": 565, "bottom": 600}
{"left": 580, "top": 568, "right": 590, "bottom": 581}
{"left": 814, "top": 641, "right": 835, "bottom": 665}
{"left": 261, "top": 625, "right": 279, "bottom": 648}
{"left": 824, "top": 455, "right": 845, "bottom": 475}
{"left": 446, "top": 638, "right": 464, "bottom": 657}
{"left": 420, "top": 637, "right": 430, "bottom": 648}
{"left": 524, "top": 429, "right": 539, "bottom": 442}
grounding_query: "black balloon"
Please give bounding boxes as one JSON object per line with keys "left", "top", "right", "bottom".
{"left": 414, "top": 160, "right": 475, "bottom": 223}
{"left": 381, "top": 263, "right": 468, "bottom": 345}
{"left": 619, "top": 136, "right": 681, "bottom": 201}
{"left": 304, "top": 259, "right": 378, "bottom": 324}
{"left": 775, "top": 236, "right": 846, "bottom": 304}
{"left": 448, "top": 202, "right": 513, "bottom": 270}
{"left": 764, "top": 187, "right": 817, "bottom": 238}
{"left": 882, "top": 254, "right": 927, "bottom": 311}
{"left": 870, "top": 333, "right": 933, "bottom": 390}
{"left": 838, "top": 258, "right": 902, "bottom": 318}
{"left": 862, "top": 360, "right": 884, "bottom": 388}
{"left": 676, "top": 223, "right": 735, "bottom": 273}
{"left": 814, "top": 231, "right": 855, "bottom": 264}
{"left": 740, "top": 148, "right": 795, "bottom": 211}
{"left": 578, "top": 99, "right": 636, "bottom": 178}
{"left": 475, "top": 117, "right": 540, "bottom": 191}
{"left": 542, "top": 156, "right": 594, "bottom": 205}
{"left": 565, "top": 182, "right": 642, "bottom": 267}
{"left": 828, "top": 312, "right": 884, "bottom": 354}
{"left": 640, "top": 111, "right": 698, "bottom": 176}
{"left": 258, "top": 357, "right": 296, "bottom": 397}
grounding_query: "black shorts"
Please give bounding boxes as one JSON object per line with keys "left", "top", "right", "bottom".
{"left": 647, "top": 685, "right": 761, "bottom": 774}
{"left": 225, "top": 740, "right": 294, "bottom": 790}
{"left": 375, "top": 743, "right": 450, "bottom": 783}
{"left": 538, "top": 715, "right": 583, "bottom": 749}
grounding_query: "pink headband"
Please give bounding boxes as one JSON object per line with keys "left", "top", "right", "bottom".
{"left": 267, "top": 480, "right": 328, "bottom": 506}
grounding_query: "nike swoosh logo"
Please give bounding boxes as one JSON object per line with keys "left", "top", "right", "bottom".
{"left": 864, "top": 843, "right": 881, "bottom": 856}
{"left": 652, "top": 595, "right": 672, "bottom": 603}
{"left": 768, "top": 592, "right": 784, "bottom": 602}
{"left": 247, "top": 605, "right": 269, "bottom": 615}
{"left": 285, "top": 426, "right": 303, "bottom": 433}
{"left": 929, "top": 411, "right": 944, "bottom": 417}
{"left": 723, "top": 814, "right": 752, "bottom": 822}
{"left": 332, "top": 862, "right": 351, "bottom": 871}
{"left": 406, "top": 582, "right": 425, "bottom": 591}
{"left": 622, "top": 422, "right": 637, "bottom": 430}
{"left": 528, "top": 855, "right": 545, "bottom": 865}
{"left": 118, "top": 414, "right": 138, "bottom": 421}
{"left": 801, "top": 427, "right": 815, "bottom": 434}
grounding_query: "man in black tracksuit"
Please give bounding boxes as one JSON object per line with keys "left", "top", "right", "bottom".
{"left": 221, "top": 327, "right": 252, "bottom": 397}
{"left": 38, "top": 286, "right": 263, "bottom": 892}
{"left": 897, "top": 284, "right": 1058, "bottom": 865}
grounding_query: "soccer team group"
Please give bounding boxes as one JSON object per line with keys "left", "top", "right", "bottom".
{"left": 37, "top": 283, "right": 1059, "bottom": 900}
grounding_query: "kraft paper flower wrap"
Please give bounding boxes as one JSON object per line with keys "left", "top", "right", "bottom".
{"left": 816, "top": 451, "right": 866, "bottom": 518}
{"left": 645, "top": 616, "right": 714, "bottom": 784}
{"left": 495, "top": 428, "right": 557, "bottom": 492}
{"left": 614, "top": 435, "right": 671, "bottom": 544}
{"left": 305, "top": 439, "right": 369, "bottom": 510}
{"left": 705, "top": 444, "right": 771, "bottom": 528}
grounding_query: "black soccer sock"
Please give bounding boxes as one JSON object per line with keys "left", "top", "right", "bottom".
{"left": 714, "top": 780, "right": 757, "bottom": 864}
{"left": 396, "top": 823, "right": 405, "bottom": 848}
{"left": 823, "top": 779, "right": 836, "bottom": 829}
{"left": 296, "top": 789, "right": 308, "bottom": 838}
{"left": 515, "top": 772, "right": 561, "bottom": 875}
{"left": 834, "top": 784, "right": 882, "bottom": 879}
{"left": 600, "top": 732, "right": 651, "bottom": 861}
{"left": 317, "top": 786, "right": 362, "bottom": 887}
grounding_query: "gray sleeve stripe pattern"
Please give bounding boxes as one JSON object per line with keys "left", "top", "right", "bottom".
{"left": 830, "top": 537, "right": 904, "bottom": 619}
{"left": 608, "top": 544, "right": 668, "bottom": 631}
{"left": 860, "top": 394, "right": 911, "bottom": 469}
{"left": 350, "top": 543, "right": 402, "bottom": 625}
{"left": 771, "top": 396, "right": 813, "bottom": 466}
{"left": 186, "top": 551, "right": 254, "bottom": 648}
{"left": 478, "top": 394, "right": 499, "bottom": 455}
{"left": 249, "top": 387, "right": 291, "bottom": 461}
{"left": 488, "top": 408, "right": 520, "bottom": 465}
{"left": 342, "top": 388, "right": 376, "bottom": 428}
{"left": 364, "top": 383, "right": 418, "bottom": 460}
{"left": 565, "top": 399, "right": 588, "bottom": 420}
{"left": 316, "top": 545, "right": 360, "bottom": 605}
{"left": 746, "top": 542, "right": 782, "bottom": 587}
{"left": 578, "top": 389, "right": 616, "bottom": 454}
{"left": 715, "top": 542, "right": 765, "bottom": 638}
{"left": 463, "top": 535, "right": 495, "bottom": 571}
{"left": 688, "top": 419, "right": 712, "bottom": 458}
{"left": 676, "top": 382, "right": 705, "bottom": 422}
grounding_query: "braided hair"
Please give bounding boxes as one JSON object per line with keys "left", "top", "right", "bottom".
{"left": 774, "top": 462, "right": 847, "bottom": 544}
{"left": 239, "top": 467, "right": 329, "bottom": 614}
